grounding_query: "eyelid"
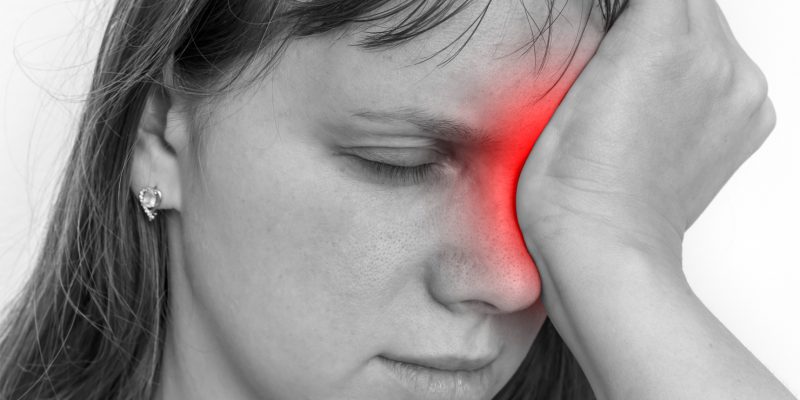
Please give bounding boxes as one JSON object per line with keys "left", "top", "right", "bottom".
{"left": 353, "top": 157, "right": 440, "bottom": 186}
{"left": 339, "top": 146, "right": 448, "bottom": 185}
{"left": 345, "top": 146, "right": 445, "bottom": 167}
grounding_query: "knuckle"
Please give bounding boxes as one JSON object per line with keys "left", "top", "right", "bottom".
{"left": 714, "top": 58, "right": 737, "bottom": 92}
{"left": 745, "top": 66, "right": 768, "bottom": 96}
{"left": 694, "top": 45, "right": 735, "bottom": 93}
{"left": 746, "top": 98, "right": 776, "bottom": 156}
{"left": 696, "top": 46, "right": 768, "bottom": 106}
{"left": 760, "top": 98, "right": 777, "bottom": 134}
{"left": 735, "top": 62, "right": 769, "bottom": 107}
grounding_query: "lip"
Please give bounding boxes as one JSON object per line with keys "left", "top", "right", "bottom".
{"left": 378, "top": 352, "right": 499, "bottom": 400}
{"left": 381, "top": 352, "right": 496, "bottom": 371}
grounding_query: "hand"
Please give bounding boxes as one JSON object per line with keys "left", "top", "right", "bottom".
{"left": 516, "top": 2, "right": 793, "bottom": 399}
{"left": 517, "top": 0, "right": 775, "bottom": 269}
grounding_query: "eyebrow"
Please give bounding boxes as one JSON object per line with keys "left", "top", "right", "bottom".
{"left": 350, "top": 108, "right": 494, "bottom": 144}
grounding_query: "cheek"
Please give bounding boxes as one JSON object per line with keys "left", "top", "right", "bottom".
{"left": 178, "top": 128, "right": 423, "bottom": 396}
{"left": 183, "top": 133, "right": 383, "bottom": 317}
{"left": 180, "top": 113, "right": 443, "bottom": 338}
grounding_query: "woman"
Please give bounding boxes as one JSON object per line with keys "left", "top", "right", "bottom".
{"left": 0, "top": 0, "right": 793, "bottom": 399}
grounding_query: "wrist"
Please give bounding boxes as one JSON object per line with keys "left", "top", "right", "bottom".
{"left": 533, "top": 235, "right": 692, "bottom": 313}
{"left": 535, "top": 246, "right": 701, "bottom": 400}
{"left": 522, "top": 210, "right": 685, "bottom": 280}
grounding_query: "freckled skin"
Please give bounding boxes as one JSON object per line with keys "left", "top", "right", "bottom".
{"left": 163, "top": 1, "right": 604, "bottom": 399}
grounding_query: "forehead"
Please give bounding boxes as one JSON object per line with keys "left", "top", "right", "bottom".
{"left": 247, "top": 0, "right": 603, "bottom": 132}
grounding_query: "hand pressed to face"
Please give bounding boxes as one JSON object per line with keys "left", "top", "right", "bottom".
{"left": 518, "top": 0, "right": 775, "bottom": 266}
{"left": 514, "top": 1, "right": 781, "bottom": 399}
{"left": 148, "top": 1, "right": 605, "bottom": 399}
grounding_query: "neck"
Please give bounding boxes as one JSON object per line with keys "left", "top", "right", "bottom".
{"left": 154, "top": 214, "right": 257, "bottom": 400}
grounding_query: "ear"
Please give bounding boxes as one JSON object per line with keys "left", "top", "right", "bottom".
{"left": 129, "top": 85, "right": 186, "bottom": 215}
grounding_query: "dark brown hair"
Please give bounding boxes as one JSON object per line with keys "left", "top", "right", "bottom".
{"left": 0, "top": 1, "right": 625, "bottom": 399}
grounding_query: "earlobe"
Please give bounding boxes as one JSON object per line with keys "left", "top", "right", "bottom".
{"left": 130, "top": 86, "right": 184, "bottom": 216}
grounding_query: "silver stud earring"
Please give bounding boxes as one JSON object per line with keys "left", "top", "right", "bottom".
{"left": 137, "top": 186, "right": 162, "bottom": 221}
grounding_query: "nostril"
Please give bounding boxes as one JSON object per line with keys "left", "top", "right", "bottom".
{"left": 425, "top": 238, "right": 542, "bottom": 315}
{"left": 456, "top": 299, "right": 500, "bottom": 314}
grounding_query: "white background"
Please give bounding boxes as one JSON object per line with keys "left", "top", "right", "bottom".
{"left": 1, "top": 0, "right": 798, "bottom": 395}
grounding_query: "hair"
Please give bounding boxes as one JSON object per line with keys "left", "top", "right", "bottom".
{"left": 0, "top": 1, "right": 626, "bottom": 399}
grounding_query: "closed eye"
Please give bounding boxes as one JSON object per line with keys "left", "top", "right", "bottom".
{"left": 353, "top": 157, "right": 439, "bottom": 185}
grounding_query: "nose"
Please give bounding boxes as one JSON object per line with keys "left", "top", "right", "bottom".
{"left": 426, "top": 142, "right": 541, "bottom": 315}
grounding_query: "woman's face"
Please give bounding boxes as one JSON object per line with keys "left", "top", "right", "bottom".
{"left": 169, "top": 1, "right": 603, "bottom": 399}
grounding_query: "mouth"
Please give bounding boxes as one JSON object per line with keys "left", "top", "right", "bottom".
{"left": 377, "top": 352, "right": 499, "bottom": 400}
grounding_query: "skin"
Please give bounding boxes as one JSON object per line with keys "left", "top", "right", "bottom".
{"left": 518, "top": 1, "right": 794, "bottom": 399}
{"left": 131, "top": 1, "right": 605, "bottom": 399}
{"left": 131, "top": 0, "right": 797, "bottom": 399}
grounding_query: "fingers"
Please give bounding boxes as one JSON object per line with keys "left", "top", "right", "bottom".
{"left": 743, "top": 96, "right": 777, "bottom": 160}
{"left": 687, "top": 0, "right": 731, "bottom": 38}
{"left": 622, "top": 0, "right": 690, "bottom": 35}
{"left": 710, "top": 1, "right": 741, "bottom": 49}
{"left": 618, "top": 0, "right": 732, "bottom": 40}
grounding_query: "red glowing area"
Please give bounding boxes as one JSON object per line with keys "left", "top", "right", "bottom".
{"left": 462, "top": 78, "right": 574, "bottom": 300}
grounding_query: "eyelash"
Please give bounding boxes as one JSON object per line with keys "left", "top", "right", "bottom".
{"left": 355, "top": 158, "right": 439, "bottom": 185}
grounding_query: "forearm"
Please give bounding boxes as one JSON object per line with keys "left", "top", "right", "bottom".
{"left": 535, "top": 240, "right": 796, "bottom": 400}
